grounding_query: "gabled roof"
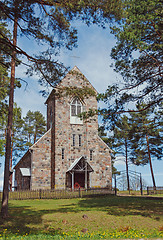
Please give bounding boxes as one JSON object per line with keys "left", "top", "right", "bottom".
{"left": 30, "top": 128, "right": 51, "bottom": 150}
{"left": 14, "top": 128, "right": 51, "bottom": 169}
{"left": 14, "top": 150, "right": 30, "bottom": 169}
{"left": 45, "top": 66, "right": 98, "bottom": 104}
{"left": 97, "top": 135, "right": 112, "bottom": 152}
{"left": 67, "top": 156, "right": 94, "bottom": 172}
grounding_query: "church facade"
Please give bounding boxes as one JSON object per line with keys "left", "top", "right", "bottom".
{"left": 14, "top": 66, "right": 112, "bottom": 190}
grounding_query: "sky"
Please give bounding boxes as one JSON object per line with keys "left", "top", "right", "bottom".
{"left": 0, "top": 21, "right": 162, "bottom": 190}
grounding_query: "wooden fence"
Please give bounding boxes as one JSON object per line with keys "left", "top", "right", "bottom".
{"left": 147, "top": 186, "right": 163, "bottom": 195}
{"left": 0, "top": 188, "right": 114, "bottom": 200}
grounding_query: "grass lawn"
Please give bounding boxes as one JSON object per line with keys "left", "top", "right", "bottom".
{"left": 0, "top": 195, "right": 163, "bottom": 239}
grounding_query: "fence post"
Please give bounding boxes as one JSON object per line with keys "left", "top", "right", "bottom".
{"left": 39, "top": 189, "right": 42, "bottom": 199}
{"left": 140, "top": 174, "right": 143, "bottom": 196}
{"left": 147, "top": 187, "right": 149, "bottom": 195}
{"left": 79, "top": 187, "right": 81, "bottom": 198}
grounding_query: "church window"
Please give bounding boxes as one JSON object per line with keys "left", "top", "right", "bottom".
{"left": 79, "top": 134, "right": 82, "bottom": 146}
{"left": 62, "top": 148, "right": 64, "bottom": 160}
{"left": 90, "top": 150, "right": 93, "bottom": 161}
{"left": 71, "top": 98, "right": 82, "bottom": 116}
{"left": 70, "top": 98, "right": 83, "bottom": 125}
{"left": 73, "top": 134, "right": 75, "bottom": 146}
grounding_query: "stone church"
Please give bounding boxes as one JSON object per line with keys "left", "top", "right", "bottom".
{"left": 14, "top": 66, "right": 112, "bottom": 190}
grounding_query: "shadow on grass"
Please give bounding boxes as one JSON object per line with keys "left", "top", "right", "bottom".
{"left": 0, "top": 205, "right": 63, "bottom": 236}
{"left": 78, "top": 196, "right": 163, "bottom": 217}
{"left": 0, "top": 195, "right": 162, "bottom": 236}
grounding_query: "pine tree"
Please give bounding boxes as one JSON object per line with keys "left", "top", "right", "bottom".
{"left": 129, "top": 104, "right": 163, "bottom": 188}
{"left": 0, "top": 68, "right": 21, "bottom": 157}
{"left": 112, "top": 116, "right": 132, "bottom": 192}
{"left": 1, "top": 0, "right": 123, "bottom": 218}
{"left": 98, "top": 0, "right": 162, "bottom": 121}
{"left": 23, "top": 110, "right": 46, "bottom": 147}
{"left": 110, "top": 0, "right": 162, "bottom": 111}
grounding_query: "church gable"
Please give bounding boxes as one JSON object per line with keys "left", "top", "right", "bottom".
{"left": 30, "top": 128, "right": 51, "bottom": 150}
{"left": 57, "top": 66, "right": 98, "bottom": 95}
{"left": 45, "top": 66, "right": 97, "bottom": 108}
{"left": 14, "top": 66, "right": 112, "bottom": 191}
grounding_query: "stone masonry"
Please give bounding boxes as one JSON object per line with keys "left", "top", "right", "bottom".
{"left": 14, "top": 66, "right": 112, "bottom": 190}
{"left": 46, "top": 66, "right": 112, "bottom": 189}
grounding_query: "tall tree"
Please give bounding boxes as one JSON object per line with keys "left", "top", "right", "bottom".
{"left": 0, "top": 23, "right": 12, "bottom": 156}
{"left": 129, "top": 104, "right": 163, "bottom": 188}
{"left": 111, "top": 116, "right": 132, "bottom": 191}
{"left": 0, "top": 104, "right": 24, "bottom": 158}
{"left": 9, "top": 105, "right": 24, "bottom": 190}
{"left": 0, "top": 0, "right": 123, "bottom": 218}
{"left": 0, "top": 71, "right": 8, "bottom": 157}
{"left": 0, "top": 69, "right": 21, "bottom": 157}
{"left": 23, "top": 110, "right": 46, "bottom": 147}
{"left": 100, "top": 0, "right": 162, "bottom": 117}
{"left": 11, "top": 105, "right": 24, "bottom": 164}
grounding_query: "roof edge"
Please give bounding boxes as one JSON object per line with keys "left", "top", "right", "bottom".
{"left": 14, "top": 150, "right": 30, "bottom": 169}
{"left": 97, "top": 135, "right": 113, "bottom": 152}
{"left": 45, "top": 66, "right": 98, "bottom": 104}
{"left": 30, "top": 128, "right": 51, "bottom": 149}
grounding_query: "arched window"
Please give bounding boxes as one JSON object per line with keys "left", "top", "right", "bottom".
{"left": 71, "top": 98, "right": 82, "bottom": 116}
{"left": 70, "top": 98, "right": 83, "bottom": 125}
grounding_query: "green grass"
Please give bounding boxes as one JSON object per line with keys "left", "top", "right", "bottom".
{"left": 0, "top": 196, "right": 163, "bottom": 239}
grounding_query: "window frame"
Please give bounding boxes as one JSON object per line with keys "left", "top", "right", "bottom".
{"left": 79, "top": 134, "right": 82, "bottom": 147}
{"left": 71, "top": 98, "right": 82, "bottom": 116}
{"left": 73, "top": 134, "right": 75, "bottom": 146}
{"left": 90, "top": 149, "right": 93, "bottom": 161}
{"left": 70, "top": 98, "right": 83, "bottom": 125}
{"left": 62, "top": 148, "right": 65, "bottom": 160}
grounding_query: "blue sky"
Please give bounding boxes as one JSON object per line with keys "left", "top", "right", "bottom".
{"left": 0, "top": 21, "right": 162, "bottom": 190}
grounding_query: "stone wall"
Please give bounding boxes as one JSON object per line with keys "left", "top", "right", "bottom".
{"left": 52, "top": 66, "right": 112, "bottom": 189}
{"left": 30, "top": 129, "right": 51, "bottom": 190}
{"left": 15, "top": 66, "right": 112, "bottom": 191}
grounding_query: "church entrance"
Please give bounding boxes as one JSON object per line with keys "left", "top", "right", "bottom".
{"left": 66, "top": 156, "right": 93, "bottom": 189}
{"left": 75, "top": 172, "right": 88, "bottom": 188}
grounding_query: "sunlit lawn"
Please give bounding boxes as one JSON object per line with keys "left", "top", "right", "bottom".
{"left": 0, "top": 195, "right": 163, "bottom": 239}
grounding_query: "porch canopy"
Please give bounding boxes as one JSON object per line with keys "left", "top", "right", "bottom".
{"left": 67, "top": 156, "right": 94, "bottom": 189}
{"left": 67, "top": 156, "right": 94, "bottom": 173}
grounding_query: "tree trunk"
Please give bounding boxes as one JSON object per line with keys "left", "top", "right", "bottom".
{"left": 125, "top": 139, "right": 130, "bottom": 193}
{"left": 146, "top": 134, "right": 156, "bottom": 189}
{"left": 9, "top": 133, "right": 14, "bottom": 192}
{"left": 1, "top": 14, "right": 18, "bottom": 218}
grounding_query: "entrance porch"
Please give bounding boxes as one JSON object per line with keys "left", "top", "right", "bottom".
{"left": 66, "top": 156, "right": 93, "bottom": 190}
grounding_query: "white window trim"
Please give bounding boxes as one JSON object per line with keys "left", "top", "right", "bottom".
{"left": 70, "top": 98, "right": 83, "bottom": 125}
